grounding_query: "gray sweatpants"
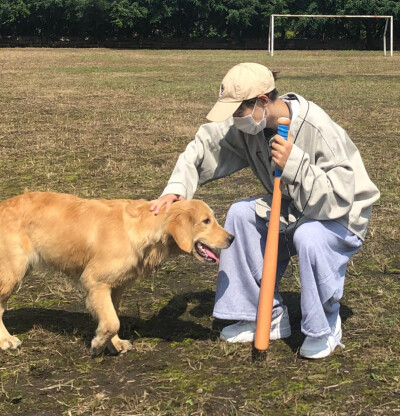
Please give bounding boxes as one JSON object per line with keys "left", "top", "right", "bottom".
{"left": 213, "top": 198, "right": 362, "bottom": 338}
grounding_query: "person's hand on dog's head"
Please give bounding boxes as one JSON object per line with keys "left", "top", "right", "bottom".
{"left": 150, "top": 194, "right": 185, "bottom": 215}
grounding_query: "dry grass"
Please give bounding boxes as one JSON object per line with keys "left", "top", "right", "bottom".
{"left": 0, "top": 48, "right": 399, "bottom": 415}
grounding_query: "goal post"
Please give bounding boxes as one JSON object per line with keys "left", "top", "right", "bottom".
{"left": 268, "top": 14, "right": 394, "bottom": 57}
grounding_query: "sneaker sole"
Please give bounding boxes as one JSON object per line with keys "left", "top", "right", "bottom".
{"left": 220, "top": 333, "right": 255, "bottom": 343}
{"left": 300, "top": 328, "right": 342, "bottom": 359}
{"left": 221, "top": 325, "right": 292, "bottom": 343}
{"left": 270, "top": 325, "right": 291, "bottom": 341}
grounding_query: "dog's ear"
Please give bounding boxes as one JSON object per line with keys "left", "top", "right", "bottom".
{"left": 167, "top": 211, "right": 194, "bottom": 253}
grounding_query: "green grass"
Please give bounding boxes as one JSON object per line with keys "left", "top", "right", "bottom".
{"left": 0, "top": 48, "right": 399, "bottom": 415}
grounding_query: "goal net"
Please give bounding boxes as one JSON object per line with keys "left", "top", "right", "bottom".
{"left": 268, "top": 14, "right": 393, "bottom": 57}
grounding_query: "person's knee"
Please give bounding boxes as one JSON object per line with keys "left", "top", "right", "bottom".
{"left": 226, "top": 199, "right": 254, "bottom": 225}
{"left": 293, "top": 221, "right": 325, "bottom": 254}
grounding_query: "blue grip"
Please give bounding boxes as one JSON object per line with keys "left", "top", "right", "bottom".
{"left": 274, "top": 123, "right": 289, "bottom": 178}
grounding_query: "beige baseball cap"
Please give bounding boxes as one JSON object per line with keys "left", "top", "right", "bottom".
{"left": 206, "top": 62, "right": 275, "bottom": 122}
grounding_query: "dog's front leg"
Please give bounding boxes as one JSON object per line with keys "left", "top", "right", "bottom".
{"left": 85, "top": 283, "right": 122, "bottom": 356}
{"left": 106, "top": 285, "right": 133, "bottom": 355}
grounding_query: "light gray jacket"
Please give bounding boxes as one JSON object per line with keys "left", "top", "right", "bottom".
{"left": 161, "top": 93, "right": 380, "bottom": 240}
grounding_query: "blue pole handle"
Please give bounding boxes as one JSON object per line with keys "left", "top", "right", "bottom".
{"left": 274, "top": 119, "right": 290, "bottom": 178}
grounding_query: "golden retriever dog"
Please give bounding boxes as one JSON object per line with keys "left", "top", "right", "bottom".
{"left": 0, "top": 191, "right": 234, "bottom": 355}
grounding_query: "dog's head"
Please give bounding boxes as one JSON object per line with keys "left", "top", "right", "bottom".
{"left": 166, "top": 200, "right": 234, "bottom": 263}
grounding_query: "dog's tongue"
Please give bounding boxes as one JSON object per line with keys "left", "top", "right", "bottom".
{"left": 205, "top": 247, "right": 219, "bottom": 263}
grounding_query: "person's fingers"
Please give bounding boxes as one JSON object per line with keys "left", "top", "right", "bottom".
{"left": 274, "top": 134, "right": 285, "bottom": 145}
{"left": 165, "top": 200, "right": 173, "bottom": 211}
{"left": 165, "top": 195, "right": 183, "bottom": 211}
{"left": 149, "top": 200, "right": 157, "bottom": 211}
{"left": 150, "top": 194, "right": 185, "bottom": 215}
{"left": 150, "top": 199, "right": 166, "bottom": 215}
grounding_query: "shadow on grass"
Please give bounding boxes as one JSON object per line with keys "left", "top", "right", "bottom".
{"left": 3, "top": 290, "right": 353, "bottom": 353}
{"left": 3, "top": 290, "right": 217, "bottom": 348}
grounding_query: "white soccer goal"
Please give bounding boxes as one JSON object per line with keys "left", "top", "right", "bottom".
{"left": 268, "top": 14, "right": 394, "bottom": 57}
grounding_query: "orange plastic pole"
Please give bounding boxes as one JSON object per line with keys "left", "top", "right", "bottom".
{"left": 254, "top": 117, "right": 290, "bottom": 351}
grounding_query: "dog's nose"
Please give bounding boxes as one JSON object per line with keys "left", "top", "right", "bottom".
{"left": 227, "top": 234, "right": 235, "bottom": 245}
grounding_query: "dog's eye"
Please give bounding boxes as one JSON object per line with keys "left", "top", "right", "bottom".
{"left": 203, "top": 218, "right": 211, "bottom": 224}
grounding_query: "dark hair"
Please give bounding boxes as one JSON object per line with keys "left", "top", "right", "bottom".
{"left": 240, "top": 88, "right": 279, "bottom": 110}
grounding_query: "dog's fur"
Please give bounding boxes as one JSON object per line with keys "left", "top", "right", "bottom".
{"left": 0, "top": 191, "right": 233, "bottom": 354}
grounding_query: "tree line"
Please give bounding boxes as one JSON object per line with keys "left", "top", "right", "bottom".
{"left": 1, "top": 0, "right": 399, "bottom": 45}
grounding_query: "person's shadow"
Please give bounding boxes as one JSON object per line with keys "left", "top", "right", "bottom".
{"left": 3, "top": 290, "right": 353, "bottom": 354}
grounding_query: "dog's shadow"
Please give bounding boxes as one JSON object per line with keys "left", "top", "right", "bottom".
{"left": 3, "top": 290, "right": 218, "bottom": 348}
{"left": 3, "top": 290, "right": 353, "bottom": 353}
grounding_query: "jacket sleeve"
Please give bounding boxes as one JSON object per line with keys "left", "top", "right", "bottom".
{"left": 161, "top": 120, "right": 249, "bottom": 199}
{"left": 281, "top": 130, "right": 355, "bottom": 220}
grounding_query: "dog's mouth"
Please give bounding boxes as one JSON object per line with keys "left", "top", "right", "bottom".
{"left": 195, "top": 242, "right": 220, "bottom": 263}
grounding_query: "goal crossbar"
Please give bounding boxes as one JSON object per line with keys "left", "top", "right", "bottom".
{"left": 268, "top": 14, "right": 394, "bottom": 57}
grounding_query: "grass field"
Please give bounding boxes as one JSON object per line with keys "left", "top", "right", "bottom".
{"left": 0, "top": 48, "right": 399, "bottom": 415}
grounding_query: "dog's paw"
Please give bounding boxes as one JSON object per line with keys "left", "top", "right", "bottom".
{"left": 0, "top": 335, "right": 22, "bottom": 351}
{"left": 107, "top": 336, "right": 133, "bottom": 355}
{"left": 90, "top": 338, "right": 107, "bottom": 356}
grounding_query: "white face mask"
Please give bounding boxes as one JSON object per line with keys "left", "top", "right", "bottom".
{"left": 233, "top": 102, "right": 266, "bottom": 135}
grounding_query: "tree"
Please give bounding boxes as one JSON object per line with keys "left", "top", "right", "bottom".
{"left": 0, "top": 0, "right": 398, "bottom": 44}
{"left": 0, "top": 0, "right": 30, "bottom": 36}
{"left": 110, "top": 0, "right": 148, "bottom": 37}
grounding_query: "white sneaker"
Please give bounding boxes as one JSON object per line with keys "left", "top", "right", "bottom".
{"left": 220, "top": 306, "right": 291, "bottom": 343}
{"left": 300, "top": 316, "right": 343, "bottom": 359}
